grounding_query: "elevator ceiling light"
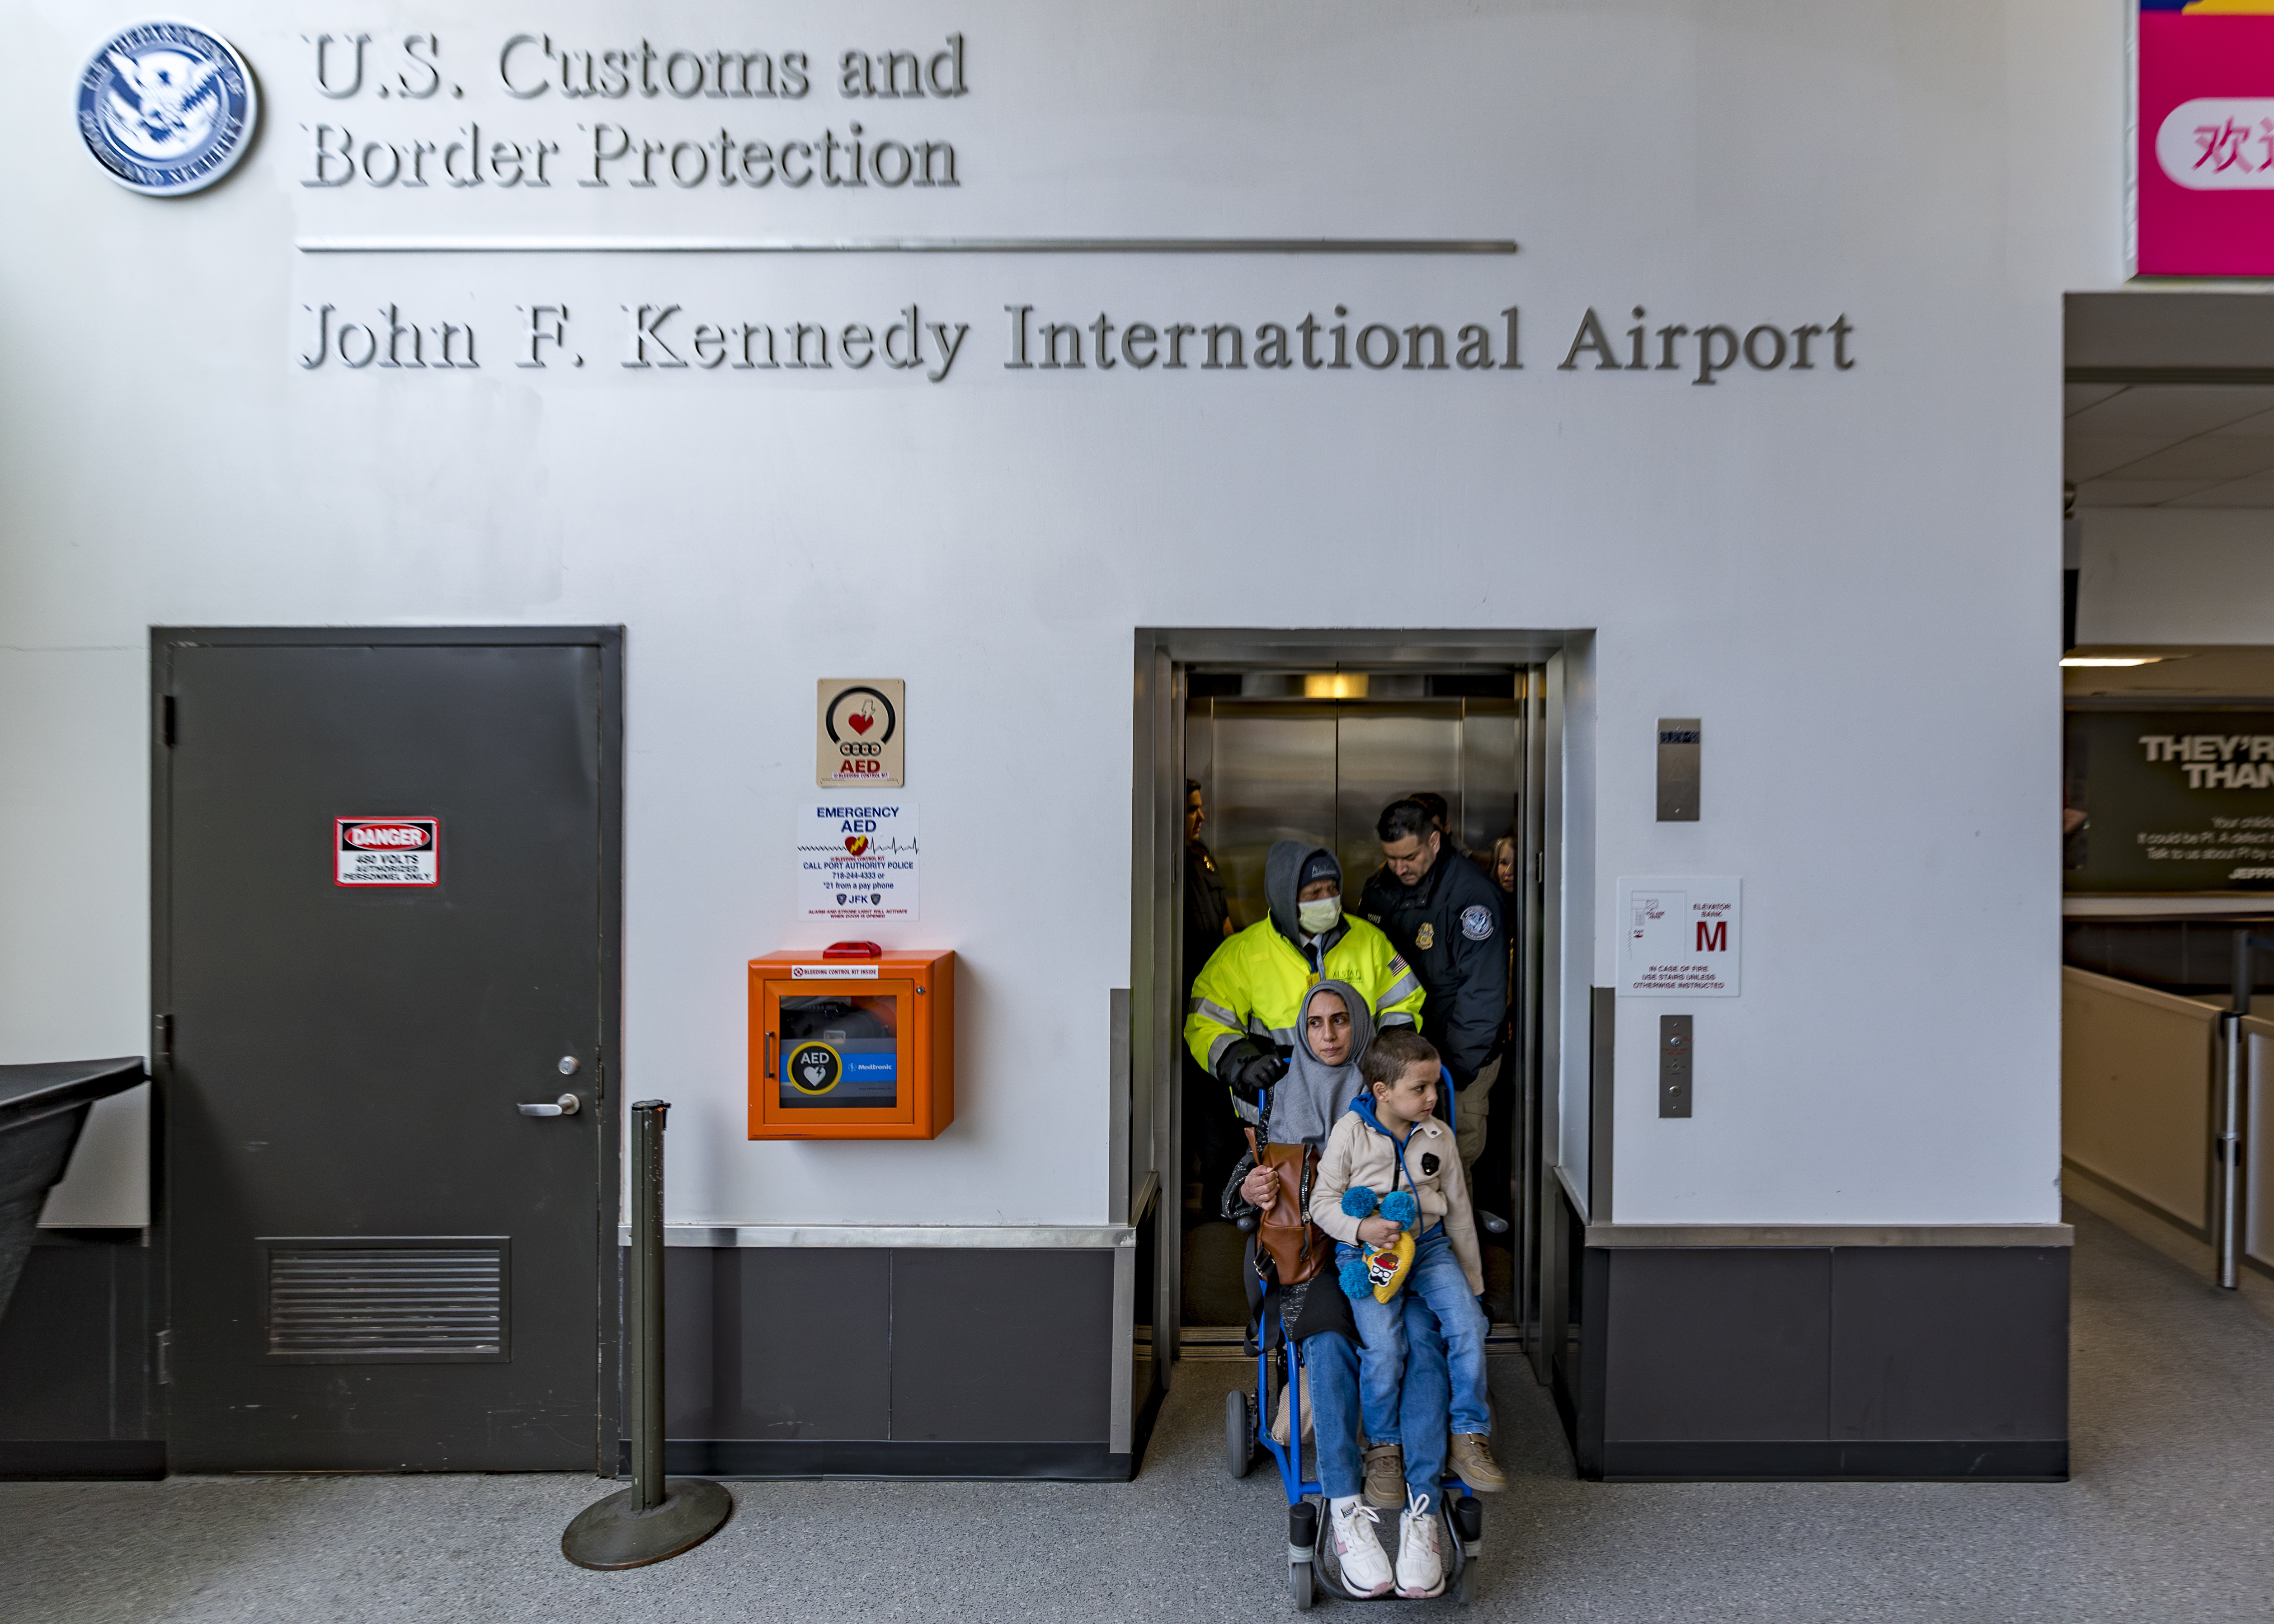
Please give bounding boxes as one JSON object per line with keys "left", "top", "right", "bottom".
{"left": 1303, "top": 673, "right": 1370, "bottom": 698}
{"left": 2061, "top": 656, "right": 2164, "bottom": 667}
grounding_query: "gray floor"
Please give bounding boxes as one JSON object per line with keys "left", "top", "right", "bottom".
{"left": 8, "top": 1201, "right": 2273, "bottom": 1624}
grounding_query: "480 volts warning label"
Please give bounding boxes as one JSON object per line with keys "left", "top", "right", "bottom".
{"left": 336, "top": 818, "right": 439, "bottom": 886}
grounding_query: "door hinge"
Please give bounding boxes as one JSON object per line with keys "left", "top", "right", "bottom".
{"left": 155, "top": 1328, "right": 173, "bottom": 1385}
{"left": 159, "top": 694, "right": 176, "bottom": 747}
{"left": 155, "top": 1014, "right": 174, "bottom": 1064}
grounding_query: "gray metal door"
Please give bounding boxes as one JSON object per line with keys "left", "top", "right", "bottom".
{"left": 155, "top": 630, "right": 621, "bottom": 1471}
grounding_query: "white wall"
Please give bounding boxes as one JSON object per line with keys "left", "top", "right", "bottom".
{"left": 2077, "top": 508, "right": 2274, "bottom": 645}
{"left": 1, "top": 0, "right": 2119, "bottom": 1228}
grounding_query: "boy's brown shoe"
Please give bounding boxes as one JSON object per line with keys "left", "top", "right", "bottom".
{"left": 1362, "top": 1441, "right": 1405, "bottom": 1508}
{"left": 1449, "top": 1432, "right": 1508, "bottom": 1492}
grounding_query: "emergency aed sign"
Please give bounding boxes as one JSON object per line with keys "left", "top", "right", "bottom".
{"left": 1615, "top": 875, "right": 1740, "bottom": 996}
{"left": 336, "top": 818, "right": 439, "bottom": 886}
{"left": 798, "top": 798, "right": 917, "bottom": 922}
{"left": 816, "top": 679, "right": 905, "bottom": 789}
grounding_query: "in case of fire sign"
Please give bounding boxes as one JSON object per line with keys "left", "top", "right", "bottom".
{"left": 336, "top": 818, "right": 440, "bottom": 886}
{"left": 1616, "top": 875, "right": 1740, "bottom": 996}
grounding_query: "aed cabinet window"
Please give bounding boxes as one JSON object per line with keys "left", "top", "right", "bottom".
{"left": 779, "top": 995, "right": 899, "bottom": 1109}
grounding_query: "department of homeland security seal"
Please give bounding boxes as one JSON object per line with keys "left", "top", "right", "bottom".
{"left": 77, "top": 22, "right": 256, "bottom": 196}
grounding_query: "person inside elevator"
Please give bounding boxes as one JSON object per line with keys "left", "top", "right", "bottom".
{"left": 1312, "top": 1028, "right": 1506, "bottom": 1596}
{"left": 1225, "top": 978, "right": 1449, "bottom": 1599}
{"left": 1361, "top": 801, "right": 1507, "bottom": 1174}
{"left": 1403, "top": 790, "right": 1471, "bottom": 864}
{"left": 1182, "top": 779, "right": 1242, "bottom": 1216}
{"left": 1185, "top": 840, "right": 1424, "bottom": 1135}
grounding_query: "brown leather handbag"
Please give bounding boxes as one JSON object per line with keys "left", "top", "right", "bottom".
{"left": 1247, "top": 1128, "right": 1330, "bottom": 1286}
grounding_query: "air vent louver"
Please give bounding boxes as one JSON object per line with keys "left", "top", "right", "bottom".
{"left": 265, "top": 1243, "right": 508, "bottom": 1361}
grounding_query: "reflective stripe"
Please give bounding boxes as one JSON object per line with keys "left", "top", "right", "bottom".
{"left": 1380, "top": 971, "right": 1422, "bottom": 1007}
{"left": 1259, "top": 1023, "right": 1297, "bottom": 1047}
{"left": 1190, "top": 996, "right": 1243, "bottom": 1032}
{"left": 1379, "top": 1012, "right": 1417, "bottom": 1028}
{"left": 1205, "top": 1031, "right": 1241, "bottom": 1070}
{"left": 1232, "top": 1096, "right": 1262, "bottom": 1124}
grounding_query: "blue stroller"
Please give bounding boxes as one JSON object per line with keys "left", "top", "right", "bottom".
{"left": 1221, "top": 1068, "right": 1483, "bottom": 1608}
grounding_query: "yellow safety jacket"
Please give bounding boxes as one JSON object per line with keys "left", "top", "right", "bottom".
{"left": 1185, "top": 916, "right": 1425, "bottom": 1122}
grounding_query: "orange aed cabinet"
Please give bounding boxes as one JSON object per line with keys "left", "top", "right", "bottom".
{"left": 748, "top": 944, "right": 955, "bottom": 1140}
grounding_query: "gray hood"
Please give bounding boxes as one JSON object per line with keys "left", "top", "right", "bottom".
{"left": 1264, "top": 839, "right": 1343, "bottom": 950}
{"left": 1266, "top": 977, "right": 1377, "bottom": 1147}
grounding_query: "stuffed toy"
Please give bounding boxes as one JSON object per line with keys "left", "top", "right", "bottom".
{"left": 1337, "top": 1186, "right": 1419, "bottom": 1302}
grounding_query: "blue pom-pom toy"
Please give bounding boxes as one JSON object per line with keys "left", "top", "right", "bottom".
{"left": 1381, "top": 1190, "right": 1419, "bottom": 1227}
{"left": 1338, "top": 1257, "right": 1372, "bottom": 1300}
{"left": 1340, "top": 1186, "right": 1380, "bottom": 1219}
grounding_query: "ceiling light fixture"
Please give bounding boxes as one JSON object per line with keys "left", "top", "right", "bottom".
{"left": 2060, "top": 656, "right": 2165, "bottom": 667}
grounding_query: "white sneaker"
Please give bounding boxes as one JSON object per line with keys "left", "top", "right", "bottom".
{"left": 1395, "top": 1490, "right": 1446, "bottom": 1598}
{"left": 1328, "top": 1496, "right": 1394, "bottom": 1597}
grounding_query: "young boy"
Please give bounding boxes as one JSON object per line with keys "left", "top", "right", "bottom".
{"left": 1309, "top": 1028, "right": 1505, "bottom": 1598}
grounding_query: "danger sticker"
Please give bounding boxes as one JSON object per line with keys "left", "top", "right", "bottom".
{"left": 336, "top": 818, "right": 439, "bottom": 887}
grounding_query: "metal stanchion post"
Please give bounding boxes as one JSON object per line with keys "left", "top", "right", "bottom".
{"left": 2218, "top": 1012, "right": 2243, "bottom": 1292}
{"left": 563, "top": 1099, "right": 732, "bottom": 1569}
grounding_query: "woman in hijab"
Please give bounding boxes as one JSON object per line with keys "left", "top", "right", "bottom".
{"left": 1265, "top": 978, "right": 1376, "bottom": 1147}
{"left": 1228, "top": 978, "right": 1443, "bottom": 1597}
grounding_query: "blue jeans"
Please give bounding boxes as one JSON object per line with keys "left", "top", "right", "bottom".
{"left": 1299, "top": 1317, "right": 1451, "bottom": 1502}
{"left": 1341, "top": 1227, "right": 1491, "bottom": 1496}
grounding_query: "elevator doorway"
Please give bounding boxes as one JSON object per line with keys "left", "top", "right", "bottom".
{"left": 1170, "top": 666, "right": 1547, "bottom": 1348}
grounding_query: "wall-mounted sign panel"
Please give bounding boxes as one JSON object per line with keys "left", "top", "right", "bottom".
{"left": 2065, "top": 710, "right": 2274, "bottom": 891}
{"left": 2137, "top": 3, "right": 2274, "bottom": 275}
{"left": 817, "top": 679, "right": 905, "bottom": 788}
{"left": 798, "top": 798, "right": 918, "bottom": 921}
{"left": 334, "top": 817, "right": 439, "bottom": 886}
{"left": 1617, "top": 876, "right": 1741, "bottom": 996}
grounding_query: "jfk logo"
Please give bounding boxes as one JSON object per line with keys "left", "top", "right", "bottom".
{"left": 77, "top": 22, "right": 257, "bottom": 196}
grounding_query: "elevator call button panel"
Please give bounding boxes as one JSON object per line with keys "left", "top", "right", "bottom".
{"left": 749, "top": 945, "right": 955, "bottom": 1139}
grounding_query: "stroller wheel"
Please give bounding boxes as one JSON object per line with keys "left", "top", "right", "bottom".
{"left": 1289, "top": 1558, "right": 1315, "bottom": 1610}
{"left": 1224, "top": 1389, "right": 1254, "bottom": 1478}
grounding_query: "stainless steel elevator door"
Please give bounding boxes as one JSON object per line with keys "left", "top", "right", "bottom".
{"left": 1191, "top": 699, "right": 1520, "bottom": 927}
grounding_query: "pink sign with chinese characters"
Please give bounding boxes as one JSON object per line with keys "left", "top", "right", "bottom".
{"left": 2140, "top": 10, "right": 2274, "bottom": 275}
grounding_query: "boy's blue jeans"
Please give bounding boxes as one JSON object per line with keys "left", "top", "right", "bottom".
{"left": 1340, "top": 1226, "right": 1492, "bottom": 1500}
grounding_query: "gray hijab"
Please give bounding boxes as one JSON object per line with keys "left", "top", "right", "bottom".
{"left": 1265, "top": 978, "right": 1376, "bottom": 1147}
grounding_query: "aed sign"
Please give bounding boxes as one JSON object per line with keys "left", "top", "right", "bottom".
{"left": 1616, "top": 875, "right": 1741, "bottom": 997}
{"left": 335, "top": 817, "right": 439, "bottom": 886}
{"left": 817, "top": 679, "right": 905, "bottom": 788}
{"left": 798, "top": 798, "right": 917, "bottom": 921}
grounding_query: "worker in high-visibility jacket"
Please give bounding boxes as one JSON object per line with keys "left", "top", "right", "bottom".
{"left": 1186, "top": 841, "right": 1426, "bottom": 1126}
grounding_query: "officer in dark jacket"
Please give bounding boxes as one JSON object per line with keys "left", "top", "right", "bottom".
{"left": 1359, "top": 798, "right": 1507, "bottom": 1173}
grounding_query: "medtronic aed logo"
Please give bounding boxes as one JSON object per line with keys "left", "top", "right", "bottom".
{"left": 77, "top": 22, "right": 257, "bottom": 197}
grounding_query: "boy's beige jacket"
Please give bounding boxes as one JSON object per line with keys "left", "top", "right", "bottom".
{"left": 1309, "top": 1109, "right": 1483, "bottom": 1295}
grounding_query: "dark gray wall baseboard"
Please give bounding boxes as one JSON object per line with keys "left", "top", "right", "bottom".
{"left": 1558, "top": 1244, "right": 2071, "bottom": 1482}
{"left": 619, "top": 1438, "right": 1130, "bottom": 1481}
{"left": 645, "top": 1246, "right": 1121, "bottom": 1468}
{"left": 1601, "top": 1439, "right": 2067, "bottom": 1482}
{"left": 0, "top": 1440, "right": 165, "bottom": 1479}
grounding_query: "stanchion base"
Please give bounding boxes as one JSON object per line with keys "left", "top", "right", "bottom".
{"left": 561, "top": 1478, "right": 733, "bottom": 1570}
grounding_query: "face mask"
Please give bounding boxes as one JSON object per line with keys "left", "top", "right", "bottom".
{"left": 1297, "top": 897, "right": 1342, "bottom": 934}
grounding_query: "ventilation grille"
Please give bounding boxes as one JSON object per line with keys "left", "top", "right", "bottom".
{"left": 266, "top": 1244, "right": 508, "bottom": 1361}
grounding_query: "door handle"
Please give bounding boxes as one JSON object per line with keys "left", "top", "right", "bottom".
{"left": 765, "top": 1033, "right": 776, "bottom": 1079}
{"left": 518, "top": 1094, "right": 582, "bottom": 1117}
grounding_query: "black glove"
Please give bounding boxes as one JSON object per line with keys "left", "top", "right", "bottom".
{"left": 1215, "top": 1039, "right": 1287, "bottom": 1102}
